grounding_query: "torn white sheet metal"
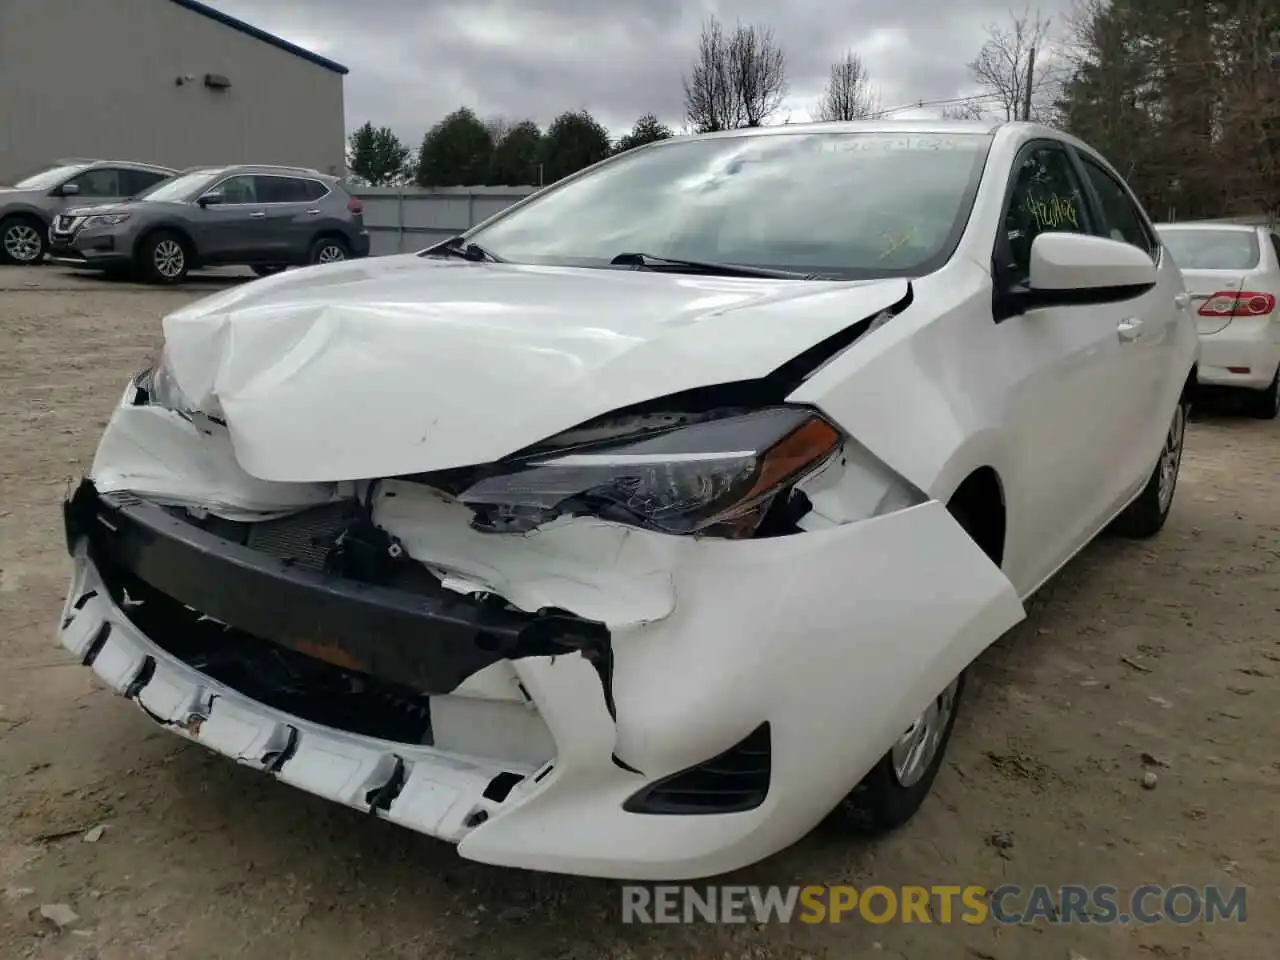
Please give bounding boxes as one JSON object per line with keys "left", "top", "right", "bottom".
{"left": 90, "top": 397, "right": 339, "bottom": 518}
{"left": 157, "top": 254, "right": 910, "bottom": 482}
{"left": 373, "top": 480, "right": 677, "bottom": 627}
{"left": 61, "top": 488, "right": 1024, "bottom": 879}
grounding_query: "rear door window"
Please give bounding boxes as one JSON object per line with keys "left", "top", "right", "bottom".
{"left": 1158, "top": 230, "right": 1260, "bottom": 270}
{"left": 1077, "top": 154, "right": 1158, "bottom": 261}
{"left": 303, "top": 179, "right": 329, "bottom": 201}
{"left": 256, "top": 176, "right": 311, "bottom": 203}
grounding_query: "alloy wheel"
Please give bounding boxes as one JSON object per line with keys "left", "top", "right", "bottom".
{"left": 3, "top": 224, "right": 42, "bottom": 263}
{"left": 1157, "top": 402, "right": 1185, "bottom": 515}
{"left": 317, "top": 244, "right": 346, "bottom": 264}
{"left": 891, "top": 677, "right": 960, "bottom": 788}
{"left": 154, "top": 239, "right": 185, "bottom": 278}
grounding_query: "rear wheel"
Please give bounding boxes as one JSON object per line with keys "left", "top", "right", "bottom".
{"left": 307, "top": 236, "right": 349, "bottom": 265}
{"left": 1246, "top": 367, "right": 1280, "bottom": 420}
{"left": 139, "top": 231, "right": 190, "bottom": 284}
{"left": 1112, "top": 397, "right": 1188, "bottom": 538}
{"left": 1, "top": 216, "right": 46, "bottom": 265}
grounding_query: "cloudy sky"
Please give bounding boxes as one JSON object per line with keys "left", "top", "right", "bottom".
{"left": 201, "top": 0, "right": 1072, "bottom": 143}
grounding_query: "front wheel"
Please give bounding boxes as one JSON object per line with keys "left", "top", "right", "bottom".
{"left": 138, "top": 231, "right": 190, "bottom": 284}
{"left": 1111, "top": 398, "right": 1188, "bottom": 538}
{"left": 835, "top": 673, "right": 966, "bottom": 833}
{"left": 0, "top": 216, "right": 46, "bottom": 265}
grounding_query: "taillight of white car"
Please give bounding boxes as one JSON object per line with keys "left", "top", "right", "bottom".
{"left": 1197, "top": 291, "right": 1277, "bottom": 318}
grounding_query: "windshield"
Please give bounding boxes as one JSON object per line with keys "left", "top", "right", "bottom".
{"left": 1158, "top": 228, "right": 1260, "bottom": 270}
{"left": 460, "top": 131, "right": 992, "bottom": 278}
{"left": 136, "top": 170, "right": 220, "bottom": 203}
{"left": 11, "top": 164, "right": 86, "bottom": 190}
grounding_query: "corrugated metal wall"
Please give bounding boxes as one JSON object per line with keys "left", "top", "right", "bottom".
{"left": 352, "top": 186, "right": 538, "bottom": 255}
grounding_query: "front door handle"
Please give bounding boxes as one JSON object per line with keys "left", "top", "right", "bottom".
{"left": 1174, "top": 292, "right": 1190, "bottom": 309}
{"left": 305, "top": 209, "right": 321, "bottom": 216}
{"left": 249, "top": 211, "right": 266, "bottom": 219}
{"left": 1118, "top": 318, "right": 1144, "bottom": 341}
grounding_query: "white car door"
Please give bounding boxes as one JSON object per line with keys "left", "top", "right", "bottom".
{"left": 1073, "top": 148, "right": 1187, "bottom": 499}
{"left": 989, "top": 140, "right": 1138, "bottom": 594}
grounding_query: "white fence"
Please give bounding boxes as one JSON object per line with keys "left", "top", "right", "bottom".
{"left": 351, "top": 186, "right": 539, "bottom": 256}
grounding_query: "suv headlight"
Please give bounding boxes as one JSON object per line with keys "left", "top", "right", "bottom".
{"left": 83, "top": 213, "right": 130, "bottom": 228}
{"left": 458, "top": 407, "right": 842, "bottom": 537}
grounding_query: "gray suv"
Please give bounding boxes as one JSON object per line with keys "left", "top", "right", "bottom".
{"left": 0, "top": 159, "right": 176, "bottom": 265}
{"left": 47, "top": 164, "right": 371, "bottom": 283}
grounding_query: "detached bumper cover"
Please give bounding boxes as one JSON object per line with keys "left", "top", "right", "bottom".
{"left": 63, "top": 478, "right": 611, "bottom": 698}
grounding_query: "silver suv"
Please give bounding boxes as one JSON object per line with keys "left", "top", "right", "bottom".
{"left": 47, "top": 164, "right": 371, "bottom": 283}
{"left": 0, "top": 159, "right": 176, "bottom": 265}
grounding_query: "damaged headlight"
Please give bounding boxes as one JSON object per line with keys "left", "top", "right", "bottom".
{"left": 134, "top": 341, "right": 193, "bottom": 414}
{"left": 458, "top": 406, "right": 841, "bottom": 537}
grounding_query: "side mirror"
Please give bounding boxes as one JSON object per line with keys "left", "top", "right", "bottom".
{"left": 197, "top": 190, "right": 224, "bottom": 207}
{"left": 58, "top": 182, "right": 80, "bottom": 197}
{"left": 1028, "top": 232, "right": 1157, "bottom": 297}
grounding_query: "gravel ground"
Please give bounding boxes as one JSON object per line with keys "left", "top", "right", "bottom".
{"left": 1, "top": 263, "right": 1277, "bottom": 960}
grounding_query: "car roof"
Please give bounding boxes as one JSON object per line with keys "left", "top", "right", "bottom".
{"left": 53, "top": 157, "right": 178, "bottom": 174}
{"left": 219, "top": 164, "right": 334, "bottom": 179}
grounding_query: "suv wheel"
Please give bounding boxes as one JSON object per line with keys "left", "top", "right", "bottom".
{"left": 308, "top": 236, "right": 349, "bottom": 265}
{"left": 140, "top": 231, "right": 190, "bottom": 284}
{"left": 1, "top": 216, "right": 47, "bottom": 265}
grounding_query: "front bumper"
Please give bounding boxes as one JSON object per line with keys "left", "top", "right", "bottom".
{"left": 57, "top": 406, "right": 1024, "bottom": 879}
{"left": 49, "top": 226, "right": 132, "bottom": 267}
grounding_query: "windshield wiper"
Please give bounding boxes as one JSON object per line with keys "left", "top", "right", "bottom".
{"left": 609, "top": 251, "right": 822, "bottom": 280}
{"left": 421, "top": 235, "right": 502, "bottom": 263}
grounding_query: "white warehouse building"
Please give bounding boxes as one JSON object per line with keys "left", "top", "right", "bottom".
{"left": 0, "top": 0, "right": 348, "bottom": 182}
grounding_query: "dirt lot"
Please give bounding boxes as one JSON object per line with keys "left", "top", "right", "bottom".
{"left": 1, "top": 263, "right": 1277, "bottom": 960}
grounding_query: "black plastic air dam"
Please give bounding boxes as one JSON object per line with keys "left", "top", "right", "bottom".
{"left": 62, "top": 478, "right": 613, "bottom": 698}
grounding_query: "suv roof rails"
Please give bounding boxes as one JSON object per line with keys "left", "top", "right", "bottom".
{"left": 221, "top": 163, "right": 327, "bottom": 176}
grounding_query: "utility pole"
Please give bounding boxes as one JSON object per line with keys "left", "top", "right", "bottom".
{"left": 1023, "top": 45, "right": 1036, "bottom": 121}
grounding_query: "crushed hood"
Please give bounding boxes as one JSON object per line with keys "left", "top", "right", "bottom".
{"left": 162, "top": 254, "right": 908, "bottom": 482}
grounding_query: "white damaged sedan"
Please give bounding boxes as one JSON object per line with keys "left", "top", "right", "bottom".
{"left": 58, "top": 120, "right": 1197, "bottom": 880}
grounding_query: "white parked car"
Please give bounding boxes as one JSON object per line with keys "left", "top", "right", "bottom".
{"left": 58, "top": 120, "right": 1197, "bottom": 880}
{"left": 1155, "top": 221, "right": 1280, "bottom": 417}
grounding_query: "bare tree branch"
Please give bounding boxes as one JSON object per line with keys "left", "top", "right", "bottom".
{"left": 729, "top": 23, "right": 788, "bottom": 126}
{"left": 683, "top": 17, "right": 788, "bottom": 131}
{"left": 967, "top": 6, "right": 1064, "bottom": 122}
{"left": 814, "top": 51, "right": 881, "bottom": 121}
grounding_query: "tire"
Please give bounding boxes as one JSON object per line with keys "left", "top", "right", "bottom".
{"left": 307, "top": 235, "right": 349, "bottom": 266}
{"left": 0, "top": 215, "right": 47, "bottom": 265}
{"left": 252, "top": 265, "right": 287, "bottom": 278}
{"left": 138, "top": 231, "right": 190, "bottom": 285}
{"left": 1246, "top": 367, "right": 1280, "bottom": 420}
{"left": 835, "top": 673, "right": 967, "bottom": 834}
{"left": 1111, "top": 397, "right": 1189, "bottom": 539}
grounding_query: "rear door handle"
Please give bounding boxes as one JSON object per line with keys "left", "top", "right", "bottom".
{"left": 305, "top": 209, "right": 321, "bottom": 216}
{"left": 1174, "top": 292, "right": 1190, "bottom": 309}
{"left": 249, "top": 211, "right": 266, "bottom": 219}
{"left": 1118, "top": 318, "right": 1144, "bottom": 341}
